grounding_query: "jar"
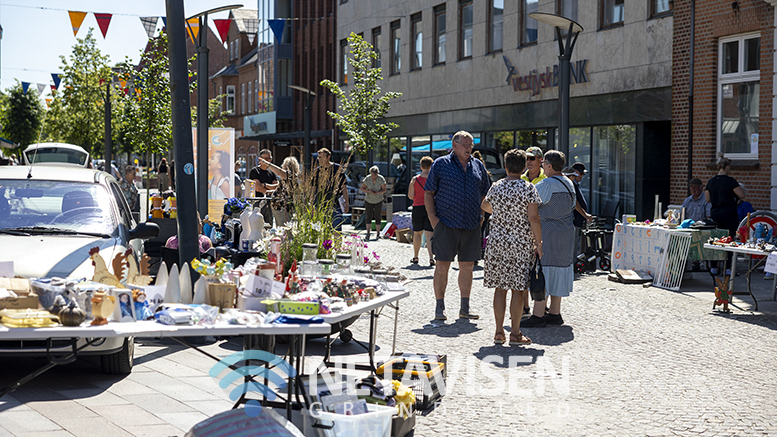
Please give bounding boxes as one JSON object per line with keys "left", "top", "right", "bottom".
{"left": 350, "top": 235, "right": 364, "bottom": 271}
{"left": 336, "top": 254, "right": 351, "bottom": 272}
{"left": 301, "top": 243, "right": 319, "bottom": 276}
{"left": 354, "top": 267, "right": 372, "bottom": 278}
{"left": 319, "top": 259, "right": 335, "bottom": 276}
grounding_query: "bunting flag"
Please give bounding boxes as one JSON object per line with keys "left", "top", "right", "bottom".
{"left": 51, "top": 73, "right": 61, "bottom": 89}
{"left": 21, "top": 82, "right": 30, "bottom": 94}
{"left": 186, "top": 18, "right": 199, "bottom": 45}
{"left": 268, "top": 19, "right": 285, "bottom": 43}
{"left": 94, "top": 13, "right": 113, "bottom": 38}
{"left": 213, "top": 19, "right": 231, "bottom": 44}
{"left": 119, "top": 79, "right": 127, "bottom": 89}
{"left": 140, "top": 17, "right": 158, "bottom": 38}
{"left": 50, "top": 85, "right": 57, "bottom": 93}
{"left": 37, "top": 84, "right": 46, "bottom": 95}
{"left": 45, "top": 98, "right": 52, "bottom": 108}
{"left": 161, "top": 17, "right": 167, "bottom": 27}
{"left": 68, "top": 11, "right": 87, "bottom": 36}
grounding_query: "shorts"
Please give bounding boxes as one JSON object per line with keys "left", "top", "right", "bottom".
{"left": 431, "top": 221, "right": 481, "bottom": 262}
{"left": 412, "top": 205, "right": 433, "bottom": 232}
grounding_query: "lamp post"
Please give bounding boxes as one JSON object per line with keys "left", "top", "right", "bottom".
{"left": 288, "top": 85, "right": 317, "bottom": 169}
{"left": 186, "top": 4, "right": 242, "bottom": 219}
{"left": 528, "top": 12, "right": 583, "bottom": 158}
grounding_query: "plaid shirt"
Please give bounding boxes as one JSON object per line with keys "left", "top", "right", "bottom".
{"left": 119, "top": 177, "right": 138, "bottom": 211}
{"left": 424, "top": 152, "right": 491, "bottom": 230}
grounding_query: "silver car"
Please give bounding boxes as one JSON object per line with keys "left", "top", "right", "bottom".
{"left": 0, "top": 166, "right": 158, "bottom": 374}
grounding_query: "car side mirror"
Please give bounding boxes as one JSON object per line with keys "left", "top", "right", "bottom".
{"left": 129, "top": 222, "right": 160, "bottom": 240}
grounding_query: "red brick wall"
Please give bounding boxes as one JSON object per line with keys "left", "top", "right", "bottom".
{"left": 672, "top": 0, "right": 773, "bottom": 210}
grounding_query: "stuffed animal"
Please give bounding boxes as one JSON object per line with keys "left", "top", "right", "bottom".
{"left": 713, "top": 276, "right": 733, "bottom": 313}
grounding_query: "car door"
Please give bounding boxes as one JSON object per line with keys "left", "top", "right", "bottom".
{"left": 108, "top": 180, "right": 143, "bottom": 256}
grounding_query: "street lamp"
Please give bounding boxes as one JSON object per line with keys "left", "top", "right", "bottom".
{"left": 288, "top": 85, "right": 317, "bottom": 169}
{"left": 528, "top": 12, "right": 583, "bottom": 158}
{"left": 186, "top": 4, "right": 242, "bottom": 219}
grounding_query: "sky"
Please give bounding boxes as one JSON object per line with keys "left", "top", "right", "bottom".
{"left": 0, "top": 0, "right": 239, "bottom": 99}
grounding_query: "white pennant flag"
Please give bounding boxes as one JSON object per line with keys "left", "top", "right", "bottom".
{"left": 36, "top": 83, "right": 46, "bottom": 95}
{"left": 247, "top": 33, "right": 256, "bottom": 45}
{"left": 140, "top": 17, "right": 158, "bottom": 39}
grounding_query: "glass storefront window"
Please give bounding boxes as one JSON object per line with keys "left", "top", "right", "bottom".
{"left": 515, "top": 130, "right": 547, "bottom": 153}
{"left": 568, "top": 127, "right": 592, "bottom": 204}
{"left": 590, "top": 125, "right": 636, "bottom": 215}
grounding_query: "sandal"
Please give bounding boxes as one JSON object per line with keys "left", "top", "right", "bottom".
{"left": 510, "top": 332, "right": 532, "bottom": 345}
{"left": 410, "top": 257, "right": 419, "bottom": 264}
{"left": 429, "top": 258, "right": 436, "bottom": 266}
{"left": 494, "top": 331, "right": 506, "bottom": 344}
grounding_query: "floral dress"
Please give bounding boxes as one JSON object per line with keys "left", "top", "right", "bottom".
{"left": 270, "top": 170, "right": 297, "bottom": 213}
{"left": 483, "top": 178, "right": 541, "bottom": 290}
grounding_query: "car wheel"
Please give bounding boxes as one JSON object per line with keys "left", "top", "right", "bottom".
{"left": 100, "top": 337, "right": 134, "bottom": 375}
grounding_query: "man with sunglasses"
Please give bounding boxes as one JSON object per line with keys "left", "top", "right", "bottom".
{"left": 521, "top": 147, "right": 547, "bottom": 185}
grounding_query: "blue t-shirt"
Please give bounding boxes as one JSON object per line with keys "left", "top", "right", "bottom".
{"left": 424, "top": 152, "right": 491, "bottom": 230}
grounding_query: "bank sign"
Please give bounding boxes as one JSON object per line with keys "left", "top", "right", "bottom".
{"left": 503, "top": 55, "right": 589, "bottom": 96}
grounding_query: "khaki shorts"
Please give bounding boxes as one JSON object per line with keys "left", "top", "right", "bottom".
{"left": 431, "top": 221, "right": 481, "bottom": 262}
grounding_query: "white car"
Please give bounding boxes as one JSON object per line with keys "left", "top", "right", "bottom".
{"left": 22, "top": 143, "right": 90, "bottom": 167}
{"left": 0, "top": 166, "right": 159, "bottom": 374}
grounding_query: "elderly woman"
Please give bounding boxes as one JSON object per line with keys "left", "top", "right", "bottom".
{"left": 264, "top": 156, "right": 301, "bottom": 227}
{"left": 361, "top": 165, "right": 387, "bottom": 240}
{"left": 523, "top": 150, "right": 576, "bottom": 328}
{"left": 481, "top": 149, "right": 542, "bottom": 345}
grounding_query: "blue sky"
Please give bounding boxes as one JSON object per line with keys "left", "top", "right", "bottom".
{"left": 0, "top": 0, "right": 237, "bottom": 99}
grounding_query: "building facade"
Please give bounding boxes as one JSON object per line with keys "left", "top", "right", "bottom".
{"left": 337, "top": 0, "right": 674, "bottom": 218}
{"left": 672, "top": 0, "right": 775, "bottom": 212}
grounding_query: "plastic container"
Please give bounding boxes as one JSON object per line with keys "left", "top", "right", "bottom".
{"left": 319, "top": 259, "right": 335, "bottom": 276}
{"left": 262, "top": 299, "right": 320, "bottom": 315}
{"left": 302, "top": 243, "right": 320, "bottom": 276}
{"left": 302, "top": 403, "right": 395, "bottom": 437}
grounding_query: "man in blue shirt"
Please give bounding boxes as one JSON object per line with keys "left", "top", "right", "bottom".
{"left": 425, "top": 131, "right": 491, "bottom": 320}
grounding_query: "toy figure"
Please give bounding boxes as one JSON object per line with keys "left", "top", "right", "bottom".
{"left": 119, "top": 293, "right": 134, "bottom": 321}
{"left": 713, "top": 276, "right": 733, "bottom": 313}
{"left": 133, "top": 290, "right": 153, "bottom": 320}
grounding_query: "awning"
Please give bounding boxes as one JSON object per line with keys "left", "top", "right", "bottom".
{"left": 400, "top": 138, "right": 481, "bottom": 152}
{"left": 239, "top": 129, "right": 333, "bottom": 142}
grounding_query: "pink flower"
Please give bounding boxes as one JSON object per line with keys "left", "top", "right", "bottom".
{"left": 373, "top": 251, "right": 380, "bottom": 261}
{"left": 364, "top": 256, "right": 370, "bottom": 264}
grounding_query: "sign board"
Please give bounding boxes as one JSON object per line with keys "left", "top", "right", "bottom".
{"left": 765, "top": 252, "right": 777, "bottom": 274}
{"left": 244, "top": 112, "right": 276, "bottom": 137}
{"left": 193, "top": 128, "right": 236, "bottom": 220}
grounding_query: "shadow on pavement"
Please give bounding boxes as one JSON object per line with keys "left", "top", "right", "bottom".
{"left": 473, "top": 345, "right": 546, "bottom": 368}
{"left": 515, "top": 325, "right": 574, "bottom": 346}
{"left": 711, "top": 311, "right": 777, "bottom": 331}
{"left": 411, "top": 318, "right": 481, "bottom": 337}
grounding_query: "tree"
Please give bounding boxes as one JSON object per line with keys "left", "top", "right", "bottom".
{"left": 320, "top": 32, "right": 401, "bottom": 155}
{"left": 0, "top": 83, "right": 45, "bottom": 148}
{"left": 46, "top": 29, "right": 112, "bottom": 156}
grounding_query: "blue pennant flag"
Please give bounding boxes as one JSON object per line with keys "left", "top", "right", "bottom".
{"left": 21, "top": 82, "right": 30, "bottom": 94}
{"left": 268, "top": 19, "right": 285, "bottom": 42}
{"left": 161, "top": 17, "right": 167, "bottom": 27}
{"left": 51, "top": 73, "right": 61, "bottom": 89}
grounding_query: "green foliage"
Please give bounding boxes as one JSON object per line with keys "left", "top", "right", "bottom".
{"left": 191, "top": 94, "right": 227, "bottom": 128}
{"left": 46, "top": 29, "right": 112, "bottom": 155}
{"left": 0, "top": 83, "right": 45, "bottom": 147}
{"left": 320, "top": 33, "right": 401, "bottom": 155}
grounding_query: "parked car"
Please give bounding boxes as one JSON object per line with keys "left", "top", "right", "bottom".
{"left": 0, "top": 166, "right": 159, "bottom": 374}
{"left": 23, "top": 142, "right": 90, "bottom": 167}
{"left": 473, "top": 147, "right": 506, "bottom": 182}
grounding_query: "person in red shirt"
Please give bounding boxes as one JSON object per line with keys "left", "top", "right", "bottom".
{"left": 407, "top": 156, "right": 435, "bottom": 266}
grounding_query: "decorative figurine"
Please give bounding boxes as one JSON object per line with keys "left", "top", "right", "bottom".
{"left": 89, "top": 247, "right": 123, "bottom": 287}
{"left": 713, "top": 276, "right": 733, "bottom": 313}
{"left": 133, "top": 290, "right": 154, "bottom": 320}
{"left": 91, "top": 291, "right": 116, "bottom": 325}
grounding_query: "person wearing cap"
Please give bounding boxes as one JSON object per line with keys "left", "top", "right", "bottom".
{"left": 565, "top": 163, "right": 593, "bottom": 259}
{"left": 521, "top": 147, "right": 547, "bottom": 185}
{"left": 682, "top": 178, "right": 711, "bottom": 222}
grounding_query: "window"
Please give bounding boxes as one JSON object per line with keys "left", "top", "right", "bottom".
{"left": 255, "top": 79, "right": 258, "bottom": 109}
{"left": 434, "top": 5, "right": 446, "bottom": 65}
{"left": 241, "top": 83, "right": 246, "bottom": 114}
{"left": 718, "top": 33, "right": 761, "bottom": 157}
{"left": 601, "top": 0, "right": 624, "bottom": 29}
{"left": 372, "top": 27, "right": 382, "bottom": 69}
{"left": 411, "top": 13, "right": 422, "bottom": 70}
{"left": 219, "top": 85, "right": 223, "bottom": 113}
{"left": 391, "top": 20, "right": 401, "bottom": 74}
{"left": 459, "top": 1, "right": 473, "bottom": 59}
{"left": 650, "top": 0, "right": 672, "bottom": 17}
{"left": 247, "top": 81, "right": 252, "bottom": 113}
{"left": 230, "top": 41, "right": 234, "bottom": 60}
{"left": 522, "top": 0, "right": 538, "bottom": 45}
{"left": 558, "top": 0, "right": 578, "bottom": 22}
{"left": 340, "top": 38, "right": 349, "bottom": 85}
{"left": 489, "top": 0, "right": 503, "bottom": 53}
{"left": 226, "top": 85, "right": 235, "bottom": 114}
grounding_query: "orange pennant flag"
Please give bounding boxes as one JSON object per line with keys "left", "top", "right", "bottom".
{"left": 68, "top": 11, "right": 87, "bottom": 37}
{"left": 186, "top": 18, "right": 200, "bottom": 45}
{"left": 119, "top": 79, "right": 127, "bottom": 89}
{"left": 45, "top": 98, "right": 52, "bottom": 108}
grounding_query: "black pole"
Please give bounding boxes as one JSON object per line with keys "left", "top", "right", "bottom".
{"left": 688, "top": 0, "right": 695, "bottom": 188}
{"left": 556, "top": 24, "right": 579, "bottom": 159}
{"left": 166, "top": 0, "right": 200, "bottom": 271}
{"left": 304, "top": 92, "right": 312, "bottom": 169}
{"left": 197, "top": 14, "right": 210, "bottom": 218}
{"left": 104, "top": 82, "right": 112, "bottom": 172}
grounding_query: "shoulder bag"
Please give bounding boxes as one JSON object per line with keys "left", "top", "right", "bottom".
{"left": 529, "top": 255, "right": 546, "bottom": 301}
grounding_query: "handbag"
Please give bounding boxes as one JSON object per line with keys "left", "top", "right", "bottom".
{"left": 529, "top": 256, "right": 546, "bottom": 301}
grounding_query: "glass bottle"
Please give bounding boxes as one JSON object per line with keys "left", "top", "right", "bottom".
{"left": 301, "top": 243, "right": 319, "bottom": 276}
{"left": 350, "top": 235, "right": 364, "bottom": 272}
{"left": 336, "top": 254, "right": 351, "bottom": 273}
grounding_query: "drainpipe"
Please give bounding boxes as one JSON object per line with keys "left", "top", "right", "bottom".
{"left": 688, "top": 0, "right": 695, "bottom": 188}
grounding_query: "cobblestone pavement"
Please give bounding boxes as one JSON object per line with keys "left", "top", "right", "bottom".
{"left": 1, "top": 225, "right": 777, "bottom": 436}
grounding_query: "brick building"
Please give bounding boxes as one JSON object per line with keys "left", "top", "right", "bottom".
{"left": 672, "top": 0, "right": 775, "bottom": 211}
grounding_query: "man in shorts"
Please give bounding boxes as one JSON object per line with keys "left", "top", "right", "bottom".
{"left": 425, "top": 131, "right": 491, "bottom": 320}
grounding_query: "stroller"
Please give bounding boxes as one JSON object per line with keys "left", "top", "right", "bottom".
{"left": 575, "top": 216, "right": 613, "bottom": 273}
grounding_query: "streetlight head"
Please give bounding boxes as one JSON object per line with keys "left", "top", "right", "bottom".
{"left": 187, "top": 4, "right": 244, "bottom": 20}
{"left": 288, "top": 85, "right": 317, "bottom": 96}
{"left": 528, "top": 12, "right": 583, "bottom": 33}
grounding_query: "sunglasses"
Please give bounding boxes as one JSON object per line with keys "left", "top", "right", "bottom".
{"left": 527, "top": 156, "right": 538, "bottom": 161}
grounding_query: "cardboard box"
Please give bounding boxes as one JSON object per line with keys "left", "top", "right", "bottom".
{"left": 0, "top": 296, "right": 39, "bottom": 310}
{"left": 209, "top": 283, "right": 237, "bottom": 311}
{"left": 0, "top": 278, "right": 31, "bottom": 296}
{"left": 396, "top": 228, "right": 412, "bottom": 244}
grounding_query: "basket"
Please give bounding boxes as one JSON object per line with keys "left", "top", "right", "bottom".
{"left": 261, "top": 299, "right": 320, "bottom": 315}
{"left": 302, "top": 403, "right": 395, "bottom": 437}
{"left": 376, "top": 357, "right": 445, "bottom": 410}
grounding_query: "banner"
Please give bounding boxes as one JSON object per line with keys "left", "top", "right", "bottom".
{"left": 186, "top": 18, "right": 200, "bottom": 45}
{"left": 36, "top": 84, "right": 46, "bottom": 95}
{"left": 51, "top": 73, "right": 61, "bottom": 89}
{"left": 68, "top": 11, "right": 87, "bottom": 36}
{"left": 94, "top": 13, "right": 113, "bottom": 38}
{"left": 192, "top": 128, "right": 235, "bottom": 220}
{"left": 213, "top": 19, "right": 231, "bottom": 44}
{"left": 268, "top": 19, "right": 285, "bottom": 43}
{"left": 140, "top": 17, "right": 158, "bottom": 38}
{"left": 21, "top": 82, "right": 30, "bottom": 94}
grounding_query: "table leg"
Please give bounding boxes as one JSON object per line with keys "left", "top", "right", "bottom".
{"left": 392, "top": 301, "right": 399, "bottom": 355}
{"left": 368, "top": 309, "right": 377, "bottom": 373}
{"left": 745, "top": 256, "right": 758, "bottom": 311}
{"left": 772, "top": 270, "right": 777, "bottom": 302}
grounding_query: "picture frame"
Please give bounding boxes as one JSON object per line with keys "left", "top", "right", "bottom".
{"left": 112, "top": 289, "right": 136, "bottom": 322}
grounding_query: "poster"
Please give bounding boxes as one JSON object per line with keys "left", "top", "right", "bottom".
{"left": 193, "top": 128, "right": 235, "bottom": 220}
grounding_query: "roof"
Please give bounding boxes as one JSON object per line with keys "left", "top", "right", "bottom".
{"left": 236, "top": 48, "right": 258, "bottom": 70}
{"left": 211, "top": 63, "right": 239, "bottom": 79}
{"left": 231, "top": 9, "right": 259, "bottom": 34}
{"left": 24, "top": 143, "right": 88, "bottom": 153}
{"left": 0, "top": 165, "right": 103, "bottom": 184}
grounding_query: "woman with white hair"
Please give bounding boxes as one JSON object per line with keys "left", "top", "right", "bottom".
{"left": 360, "top": 165, "right": 386, "bottom": 240}
{"left": 264, "top": 156, "right": 301, "bottom": 227}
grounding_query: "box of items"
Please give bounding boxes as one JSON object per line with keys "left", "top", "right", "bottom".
{"left": 262, "top": 299, "right": 319, "bottom": 315}
{"left": 396, "top": 228, "right": 412, "bottom": 244}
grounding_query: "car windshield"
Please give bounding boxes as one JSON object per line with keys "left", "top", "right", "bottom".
{"left": 25, "top": 147, "right": 88, "bottom": 166}
{"left": 0, "top": 180, "right": 116, "bottom": 236}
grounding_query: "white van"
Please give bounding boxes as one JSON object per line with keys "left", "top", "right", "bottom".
{"left": 23, "top": 142, "right": 90, "bottom": 167}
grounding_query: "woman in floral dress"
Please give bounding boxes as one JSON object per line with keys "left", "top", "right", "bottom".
{"left": 482, "top": 149, "right": 543, "bottom": 345}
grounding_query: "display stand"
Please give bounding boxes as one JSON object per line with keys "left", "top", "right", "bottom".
{"left": 703, "top": 244, "right": 772, "bottom": 311}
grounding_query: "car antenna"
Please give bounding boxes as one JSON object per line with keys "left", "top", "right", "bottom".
{"left": 27, "top": 108, "right": 48, "bottom": 180}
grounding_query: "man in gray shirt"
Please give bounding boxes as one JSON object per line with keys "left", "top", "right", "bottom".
{"left": 682, "top": 178, "right": 711, "bottom": 222}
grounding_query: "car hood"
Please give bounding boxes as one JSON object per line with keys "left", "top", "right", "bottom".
{"left": 0, "top": 235, "right": 125, "bottom": 279}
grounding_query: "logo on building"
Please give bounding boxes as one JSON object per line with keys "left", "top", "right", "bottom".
{"left": 503, "top": 56, "right": 589, "bottom": 96}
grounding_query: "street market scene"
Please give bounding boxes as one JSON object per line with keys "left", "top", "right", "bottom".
{"left": 1, "top": 1, "right": 777, "bottom": 436}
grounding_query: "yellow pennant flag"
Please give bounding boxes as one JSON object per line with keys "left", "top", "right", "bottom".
{"left": 45, "top": 98, "right": 52, "bottom": 108}
{"left": 119, "top": 79, "right": 127, "bottom": 89}
{"left": 186, "top": 18, "right": 200, "bottom": 45}
{"left": 68, "top": 11, "right": 87, "bottom": 37}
